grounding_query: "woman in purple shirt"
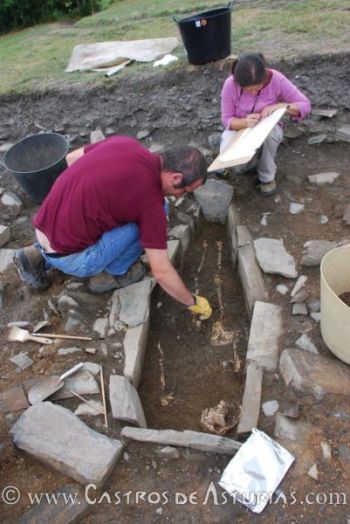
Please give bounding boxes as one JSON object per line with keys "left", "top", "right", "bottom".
{"left": 220, "top": 53, "right": 311, "bottom": 195}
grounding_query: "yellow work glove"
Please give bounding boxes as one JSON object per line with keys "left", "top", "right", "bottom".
{"left": 187, "top": 294, "right": 212, "bottom": 321}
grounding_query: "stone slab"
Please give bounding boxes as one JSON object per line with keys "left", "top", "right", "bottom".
{"left": 0, "top": 225, "right": 11, "bottom": 247}
{"left": 109, "top": 375, "right": 146, "bottom": 428}
{"left": 226, "top": 204, "right": 240, "bottom": 267}
{"left": 274, "top": 413, "right": 315, "bottom": 442}
{"left": 279, "top": 348, "right": 350, "bottom": 400}
{"left": 123, "top": 317, "right": 149, "bottom": 388}
{"left": 17, "top": 484, "right": 90, "bottom": 524}
{"left": 10, "top": 402, "right": 123, "bottom": 487}
{"left": 238, "top": 244, "right": 267, "bottom": 318}
{"left": 110, "top": 279, "right": 151, "bottom": 329}
{"left": 194, "top": 179, "right": 233, "bottom": 224}
{"left": 0, "top": 248, "right": 15, "bottom": 273}
{"left": 246, "top": 301, "right": 283, "bottom": 371}
{"left": 237, "top": 362, "right": 263, "bottom": 434}
{"left": 121, "top": 427, "right": 241, "bottom": 455}
{"left": 0, "top": 385, "right": 29, "bottom": 413}
{"left": 254, "top": 238, "right": 297, "bottom": 278}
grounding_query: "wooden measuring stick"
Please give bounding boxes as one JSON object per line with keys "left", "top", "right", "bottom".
{"left": 66, "top": 388, "right": 105, "bottom": 415}
{"left": 100, "top": 366, "right": 108, "bottom": 429}
{"left": 31, "top": 333, "right": 92, "bottom": 341}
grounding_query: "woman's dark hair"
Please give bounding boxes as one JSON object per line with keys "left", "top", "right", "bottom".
{"left": 161, "top": 146, "right": 207, "bottom": 188}
{"left": 231, "top": 53, "right": 267, "bottom": 87}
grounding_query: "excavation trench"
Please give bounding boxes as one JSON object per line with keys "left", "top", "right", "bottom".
{"left": 140, "top": 222, "right": 250, "bottom": 435}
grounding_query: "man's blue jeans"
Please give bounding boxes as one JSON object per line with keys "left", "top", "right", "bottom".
{"left": 37, "top": 223, "right": 143, "bottom": 278}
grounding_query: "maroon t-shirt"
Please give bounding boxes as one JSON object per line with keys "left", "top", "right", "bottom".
{"left": 33, "top": 136, "right": 167, "bottom": 253}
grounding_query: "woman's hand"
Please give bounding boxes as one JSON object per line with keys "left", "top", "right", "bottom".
{"left": 260, "top": 103, "right": 291, "bottom": 118}
{"left": 246, "top": 113, "right": 261, "bottom": 128}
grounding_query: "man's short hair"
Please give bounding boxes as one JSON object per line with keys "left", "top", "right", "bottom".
{"left": 161, "top": 146, "right": 207, "bottom": 188}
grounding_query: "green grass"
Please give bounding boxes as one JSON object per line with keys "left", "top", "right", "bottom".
{"left": 0, "top": 0, "right": 349, "bottom": 95}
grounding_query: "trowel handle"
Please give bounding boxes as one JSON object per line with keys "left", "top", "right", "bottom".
{"left": 59, "top": 363, "right": 84, "bottom": 381}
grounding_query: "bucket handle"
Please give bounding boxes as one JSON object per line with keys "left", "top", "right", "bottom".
{"left": 227, "top": 1, "right": 234, "bottom": 10}
{"left": 173, "top": 2, "right": 233, "bottom": 22}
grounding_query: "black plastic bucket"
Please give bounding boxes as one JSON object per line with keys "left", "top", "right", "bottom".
{"left": 3, "top": 133, "right": 69, "bottom": 203}
{"left": 174, "top": 2, "right": 233, "bottom": 65}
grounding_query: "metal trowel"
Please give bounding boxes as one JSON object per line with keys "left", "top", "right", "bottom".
{"left": 28, "top": 363, "right": 84, "bottom": 404}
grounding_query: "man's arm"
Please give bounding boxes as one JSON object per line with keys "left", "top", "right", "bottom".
{"left": 145, "top": 248, "right": 195, "bottom": 306}
{"left": 66, "top": 147, "right": 85, "bottom": 167}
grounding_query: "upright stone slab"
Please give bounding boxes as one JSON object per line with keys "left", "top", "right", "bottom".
{"left": 168, "top": 225, "right": 191, "bottom": 260}
{"left": 238, "top": 244, "right": 267, "bottom": 318}
{"left": 254, "top": 238, "right": 297, "bottom": 278}
{"left": 123, "top": 317, "right": 150, "bottom": 388}
{"left": 194, "top": 179, "right": 233, "bottom": 224}
{"left": 17, "top": 484, "right": 90, "bottom": 524}
{"left": 279, "top": 348, "right": 350, "bottom": 399}
{"left": 109, "top": 375, "right": 146, "bottom": 428}
{"left": 10, "top": 402, "right": 123, "bottom": 487}
{"left": 246, "top": 301, "right": 283, "bottom": 371}
{"left": 226, "top": 204, "right": 240, "bottom": 267}
{"left": 0, "top": 249, "right": 15, "bottom": 273}
{"left": 237, "top": 362, "right": 263, "bottom": 435}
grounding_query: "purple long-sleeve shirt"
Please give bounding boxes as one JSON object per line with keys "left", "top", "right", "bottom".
{"left": 221, "top": 68, "right": 311, "bottom": 129}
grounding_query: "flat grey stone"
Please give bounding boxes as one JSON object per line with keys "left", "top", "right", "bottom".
{"left": 121, "top": 427, "right": 241, "bottom": 455}
{"left": 93, "top": 318, "right": 108, "bottom": 338}
{"left": 295, "top": 334, "right": 318, "bottom": 353}
{"left": 237, "top": 362, "right": 263, "bottom": 434}
{"left": 83, "top": 362, "right": 100, "bottom": 375}
{"left": 320, "top": 441, "right": 331, "bottom": 461}
{"left": 276, "top": 284, "right": 289, "bottom": 295}
{"left": 292, "top": 303, "right": 308, "bottom": 315}
{"left": 57, "top": 347, "right": 82, "bottom": 356}
{"left": 194, "top": 179, "right": 233, "bottom": 224}
{"left": 75, "top": 400, "right": 104, "bottom": 416}
{"left": 155, "top": 446, "right": 181, "bottom": 459}
{"left": 0, "top": 225, "right": 11, "bottom": 247}
{"left": 262, "top": 400, "right": 279, "bottom": 417}
{"left": 1, "top": 191, "right": 23, "bottom": 207}
{"left": 167, "top": 239, "right": 179, "bottom": 264}
{"left": 17, "top": 483, "right": 90, "bottom": 524}
{"left": 10, "top": 402, "right": 123, "bottom": 486}
{"left": 289, "top": 203, "right": 304, "bottom": 215}
{"left": 168, "top": 225, "right": 191, "bottom": 258}
{"left": 109, "top": 375, "right": 146, "bottom": 428}
{"left": 0, "top": 248, "right": 15, "bottom": 273}
{"left": 308, "top": 134, "right": 327, "bottom": 145}
{"left": 301, "top": 239, "right": 338, "bottom": 266}
{"left": 290, "top": 289, "right": 309, "bottom": 304}
{"left": 110, "top": 279, "right": 151, "bottom": 329}
{"left": 336, "top": 124, "right": 350, "bottom": 142}
{"left": 342, "top": 204, "right": 350, "bottom": 225}
{"left": 238, "top": 244, "right": 267, "bottom": 318}
{"left": 274, "top": 413, "right": 314, "bottom": 442}
{"left": 310, "top": 312, "right": 321, "bottom": 323}
{"left": 90, "top": 129, "right": 105, "bottom": 143}
{"left": 123, "top": 317, "right": 149, "bottom": 388}
{"left": 279, "top": 348, "right": 350, "bottom": 400}
{"left": 0, "top": 385, "right": 29, "bottom": 413}
{"left": 246, "top": 301, "right": 283, "bottom": 371}
{"left": 50, "top": 370, "right": 100, "bottom": 400}
{"left": 291, "top": 275, "right": 308, "bottom": 297}
{"left": 254, "top": 238, "right": 297, "bottom": 278}
{"left": 226, "top": 205, "right": 240, "bottom": 266}
{"left": 312, "top": 108, "right": 337, "bottom": 118}
{"left": 10, "top": 352, "right": 33, "bottom": 370}
{"left": 308, "top": 172, "right": 339, "bottom": 185}
{"left": 279, "top": 400, "right": 299, "bottom": 419}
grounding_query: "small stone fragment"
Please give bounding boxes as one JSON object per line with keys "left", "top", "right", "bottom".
{"left": 308, "top": 464, "right": 318, "bottom": 480}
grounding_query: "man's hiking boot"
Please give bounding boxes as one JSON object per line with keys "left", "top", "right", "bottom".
{"left": 14, "top": 245, "right": 51, "bottom": 290}
{"left": 88, "top": 261, "right": 146, "bottom": 294}
{"left": 258, "top": 180, "right": 277, "bottom": 196}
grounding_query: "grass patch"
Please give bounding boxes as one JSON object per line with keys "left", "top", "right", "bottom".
{"left": 0, "top": 0, "right": 349, "bottom": 95}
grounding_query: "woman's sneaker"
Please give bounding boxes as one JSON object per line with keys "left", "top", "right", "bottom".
{"left": 88, "top": 261, "right": 146, "bottom": 294}
{"left": 258, "top": 180, "right": 277, "bottom": 196}
{"left": 14, "top": 245, "right": 51, "bottom": 290}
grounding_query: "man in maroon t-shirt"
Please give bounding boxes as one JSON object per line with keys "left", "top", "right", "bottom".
{"left": 14, "top": 136, "right": 212, "bottom": 320}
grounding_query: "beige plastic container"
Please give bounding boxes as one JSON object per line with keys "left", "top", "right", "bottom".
{"left": 320, "top": 244, "right": 350, "bottom": 365}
